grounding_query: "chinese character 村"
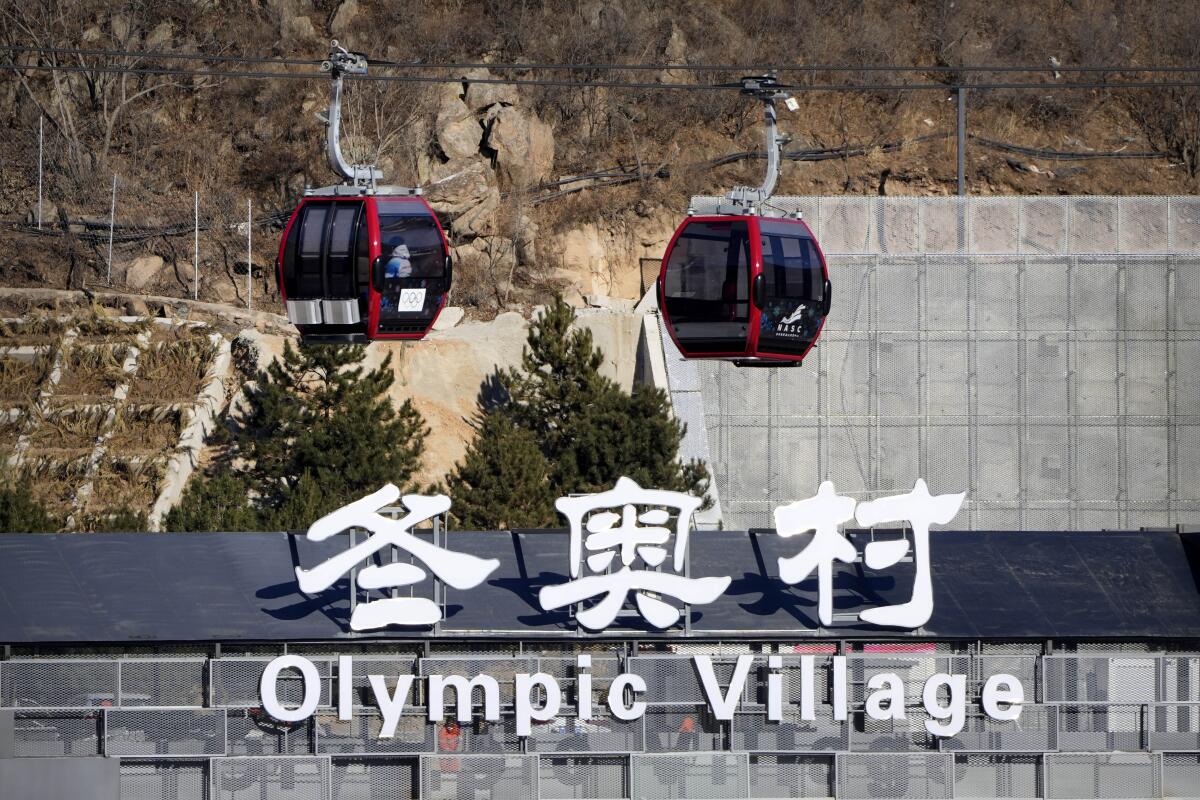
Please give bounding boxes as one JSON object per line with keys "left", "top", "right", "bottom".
{"left": 538, "top": 477, "right": 731, "bottom": 631}
{"left": 295, "top": 484, "right": 500, "bottom": 631}
{"left": 774, "top": 479, "right": 965, "bottom": 629}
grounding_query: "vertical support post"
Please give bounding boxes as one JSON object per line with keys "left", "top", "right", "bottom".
{"left": 193, "top": 191, "right": 200, "bottom": 300}
{"left": 956, "top": 86, "right": 967, "bottom": 196}
{"left": 246, "top": 198, "right": 253, "bottom": 311}
{"left": 107, "top": 174, "right": 117, "bottom": 284}
{"left": 36, "top": 116, "right": 44, "bottom": 230}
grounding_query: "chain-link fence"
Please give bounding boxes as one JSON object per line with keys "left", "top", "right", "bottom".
{"left": 666, "top": 196, "right": 1200, "bottom": 531}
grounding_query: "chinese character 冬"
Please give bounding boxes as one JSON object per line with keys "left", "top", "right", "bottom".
{"left": 538, "top": 477, "right": 730, "bottom": 630}
{"left": 295, "top": 484, "right": 500, "bottom": 631}
{"left": 773, "top": 479, "right": 965, "bottom": 629}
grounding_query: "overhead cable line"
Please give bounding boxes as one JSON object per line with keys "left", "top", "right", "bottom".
{"left": 5, "top": 44, "right": 1200, "bottom": 75}
{"left": 7, "top": 60, "right": 1200, "bottom": 92}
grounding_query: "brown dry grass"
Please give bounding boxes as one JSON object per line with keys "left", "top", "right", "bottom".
{"left": 21, "top": 455, "right": 89, "bottom": 517}
{"left": 85, "top": 457, "right": 163, "bottom": 515}
{"left": 126, "top": 338, "right": 218, "bottom": 405}
{"left": 0, "top": 318, "right": 66, "bottom": 346}
{"left": 52, "top": 346, "right": 128, "bottom": 403}
{"left": 0, "top": 354, "right": 51, "bottom": 407}
{"left": 107, "top": 406, "right": 183, "bottom": 454}
{"left": 24, "top": 408, "right": 110, "bottom": 458}
{"left": 74, "top": 316, "right": 149, "bottom": 344}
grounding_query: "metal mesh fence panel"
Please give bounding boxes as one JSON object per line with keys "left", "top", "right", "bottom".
{"left": 627, "top": 656, "right": 753, "bottom": 706}
{"left": 730, "top": 709, "right": 848, "bottom": 753}
{"left": 210, "top": 658, "right": 333, "bottom": 709}
{"left": 12, "top": 709, "right": 101, "bottom": 756}
{"left": 1055, "top": 705, "right": 1144, "bottom": 752}
{"left": 538, "top": 754, "right": 630, "bottom": 799}
{"left": 342, "top": 657, "right": 417, "bottom": 708}
{"left": 315, "top": 710, "right": 433, "bottom": 755}
{"left": 835, "top": 753, "right": 953, "bottom": 799}
{"left": 747, "top": 754, "right": 833, "bottom": 799}
{"left": 120, "top": 759, "right": 208, "bottom": 800}
{"left": 330, "top": 756, "right": 418, "bottom": 800}
{"left": 2, "top": 658, "right": 119, "bottom": 707}
{"left": 1159, "top": 657, "right": 1200, "bottom": 702}
{"left": 106, "top": 708, "right": 225, "bottom": 757}
{"left": 952, "top": 754, "right": 1042, "bottom": 799}
{"left": 225, "top": 710, "right": 312, "bottom": 756}
{"left": 1045, "top": 753, "right": 1160, "bottom": 799}
{"left": 119, "top": 660, "right": 207, "bottom": 707}
{"left": 537, "top": 657, "right": 624, "bottom": 708}
{"left": 1163, "top": 753, "right": 1200, "bottom": 800}
{"left": 434, "top": 717, "right": 522, "bottom": 754}
{"left": 525, "top": 710, "right": 645, "bottom": 754}
{"left": 419, "top": 754, "right": 537, "bottom": 800}
{"left": 631, "top": 753, "right": 750, "bottom": 799}
{"left": 849, "top": 708, "right": 935, "bottom": 752}
{"left": 211, "top": 756, "right": 329, "bottom": 800}
{"left": 1043, "top": 656, "right": 1158, "bottom": 703}
{"left": 644, "top": 705, "right": 723, "bottom": 753}
{"left": 940, "top": 706, "right": 1057, "bottom": 752}
{"left": 1147, "top": 704, "right": 1200, "bottom": 751}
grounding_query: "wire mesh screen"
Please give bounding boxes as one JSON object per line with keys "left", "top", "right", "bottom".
{"left": 524, "top": 710, "right": 644, "bottom": 754}
{"left": 12, "top": 709, "right": 101, "bottom": 756}
{"left": 2, "top": 658, "right": 119, "bottom": 707}
{"left": 330, "top": 756, "right": 418, "bottom": 800}
{"left": 119, "top": 660, "right": 207, "bottom": 707}
{"left": 538, "top": 755, "right": 629, "bottom": 799}
{"left": 419, "top": 754, "right": 537, "bottom": 800}
{"left": 1043, "top": 656, "right": 1159, "bottom": 703}
{"left": 631, "top": 753, "right": 750, "bottom": 799}
{"left": 940, "top": 706, "right": 1056, "bottom": 752}
{"left": 225, "top": 709, "right": 312, "bottom": 756}
{"left": 211, "top": 756, "right": 329, "bottom": 800}
{"left": 418, "top": 656, "right": 538, "bottom": 708}
{"left": 316, "top": 710, "right": 433, "bottom": 755}
{"left": 120, "top": 759, "right": 208, "bottom": 800}
{"left": 1055, "top": 704, "right": 1145, "bottom": 752}
{"left": 664, "top": 251, "right": 1200, "bottom": 530}
{"left": 211, "top": 657, "right": 333, "bottom": 709}
{"left": 105, "top": 708, "right": 225, "bottom": 757}
{"left": 835, "top": 753, "right": 953, "bottom": 799}
{"left": 1163, "top": 753, "right": 1200, "bottom": 800}
{"left": 1045, "top": 753, "right": 1161, "bottom": 799}
{"left": 952, "top": 754, "right": 1041, "bottom": 799}
{"left": 748, "top": 753, "right": 834, "bottom": 799}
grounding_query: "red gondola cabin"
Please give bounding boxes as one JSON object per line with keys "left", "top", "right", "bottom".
{"left": 658, "top": 215, "right": 831, "bottom": 366}
{"left": 278, "top": 187, "right": 452, "bottom": 344}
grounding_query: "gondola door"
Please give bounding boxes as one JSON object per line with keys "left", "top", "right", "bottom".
{"left": 279, "top": 198, "right": 372, "bottom": 342}
{"left": 659, "top": 217, "right": 754, "bottom": 358}
{"left": 368, "top": 197, "right": 451, "bottom": 339}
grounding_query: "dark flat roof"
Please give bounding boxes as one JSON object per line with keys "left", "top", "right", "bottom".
{"left": 1, "top": 529, "right": 1198, "bottom": 644}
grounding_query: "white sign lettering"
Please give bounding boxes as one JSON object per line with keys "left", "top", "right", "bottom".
{"left": 261, "top": 654, "right": 1024, "bottom": 739}
{"left": 538, "top": 477, "right": 731, "bottom": 631}
{"left": 295, "top": 484, "right": 500, "bottom": 630}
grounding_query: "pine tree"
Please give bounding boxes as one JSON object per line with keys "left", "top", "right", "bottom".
{"left": 0, "top": 475, "right": 59, "bottom": 532}
{"left": 447, "top": 413, "right": 555, "bottom": 530}
{"left": 166, "top": 342, "right": 429, "bottom": 531}
{"left": 449, "top": 296, "right": 710, "bottom": 528}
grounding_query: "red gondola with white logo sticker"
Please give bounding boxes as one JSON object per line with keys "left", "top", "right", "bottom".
{"left": 658, "top": 76, "right": 831, "bottom": 366}
{"left": 278, "top": 42, "right": 451, "bottom": 343}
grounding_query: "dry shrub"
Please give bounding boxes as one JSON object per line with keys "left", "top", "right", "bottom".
{"left": 107, "top": 406, "right": 184, "bottom": 454}
{"left": 74, "top": 316, "right": 149, "bottom": 344}
{"left": 86, "top": 457, "right": 163, "bottom": 514}
{"left": 24, "top": 408, "right": 110, "bottom": 457}
{"left": 21, "top": 456, "right": 89, "bottom": 517}
{"left": 52, "top": 346, "right": 128, "bottom": 402}
{"left": 0, "top": 354, "right": 52, "bottom": 406}
{"left": 127, "top": 338, "right": 218, "bottom": 405}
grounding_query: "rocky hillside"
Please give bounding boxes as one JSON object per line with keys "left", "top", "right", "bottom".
{"left": 2, "top": 0, "right": 1199, "bottom": 315}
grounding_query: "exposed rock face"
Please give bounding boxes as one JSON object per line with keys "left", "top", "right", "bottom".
{"left": 330, "top": 0, "right": 360, "bottom": 37}
{"left": 450, "top": 188, "right": 501, "bottom": 238}
{"left": 463, "top": 69, "right": 519, "bottom": 112}
{"left": 420, "top": 158, "right": 492, "bottom": 216}
{"left": 125, "top": 255, "right": 166, "bottom": 291}
{"left": 487, "top": 106, "right": 555, "bottom": 186}
{"left": 436, "top": 90, "right": 484, "bottom": 160}
{"left": 547, "top": 209, "right": 676, "bottom": 300}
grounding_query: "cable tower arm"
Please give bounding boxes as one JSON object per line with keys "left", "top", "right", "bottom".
{"left": 322, "top": 40, "right": 383, "bottom": 187}
{"left": 717, "top": 75, "right": 796, "bottom": 215}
